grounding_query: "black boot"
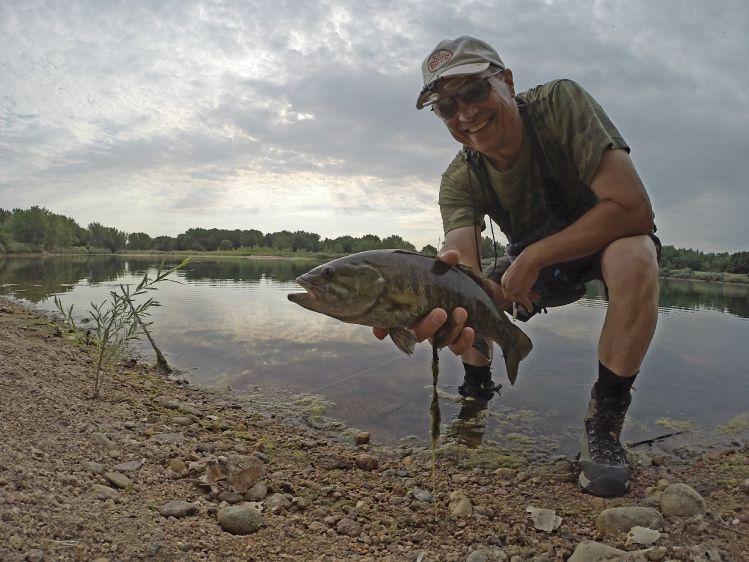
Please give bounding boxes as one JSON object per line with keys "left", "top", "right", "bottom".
{"left": 458, "top": 363, "right": 501, "bottom": 401}
{"left": 578, "top": 384, "right": 632, "bottom": 497}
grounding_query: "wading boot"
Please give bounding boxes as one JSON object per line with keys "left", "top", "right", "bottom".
{"left": 578, "top": 385, "right": 632, "bottom": 497}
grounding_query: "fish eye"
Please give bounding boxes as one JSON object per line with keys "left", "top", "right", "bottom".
{"left": 321, "top": 267, "right": 334, "bottom": 278}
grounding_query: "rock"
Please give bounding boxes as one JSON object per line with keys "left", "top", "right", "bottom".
{"left": 336, "top": 517, "right": 361, "bottom": 537}
{"left": 158, "top": 500, "right": 197, "bottom": 518}
{"left": 246, "top": 482, "right": 268, "bottom": 501}
{"left": 411, "top": 487, "right": 433, "bottom": 503}
{"left": 645, "top": 547, "right": 667, "bottom": 561}
{"left": 660, "top": 483, "right": 706, "bottom": 518}
{"left": 154, "top": 396, "right": 179, "bottom": 409}
{"left": 354, "top": 431, "right": 370, "bottom": 445}
{"left": 526, "top": 506, "right": 562, "bottom": 532}
{"left": 217, "top": 491, "right": 245, "bottom": 504}
{"left": 266, "top": 493, "right": 291, "bottom": 512}
{"left": 625, "top": 525, "right": 661, "bottom": 547}
{"left": 355, "top": 453, "right": 378, "bottom": 471}
{"left": 315, "top": 454, "right": 352, "bottom": 470}
{"left": 148, "top": 433, "right": 184, "bottom": 445}
{"left": 103, "top": 471, "right": 132, "bottom": 489}
{"left": 112, "top": 460, "right": 141, "bottom": 472}
{"left": 178, "top": 403, "right": 202, "bottom": 416}
{"left": 448, "top": 491, "right": 473, "bottom": 518}
{"left": 229, "top": 458, "right": 266, "bottom": 494}
{"left": 466, "top": 549, "right": 488, "bottom": 562}
{"left": 195, "top": 443, "right": 216, "bottom": 453}
{"left": 91, "top": 432, "right": 114, "bottom": 449}
{"left": 26, "top": 549, "right": 45, "bottom": 562}
{"left": 494, "top": 468, "right": 516, "bottom": 480}
{"left": 596, "top": 507, "right": 664, "bottom": 535}
{"left": 169, "top": 459, "right": 187, "bottom": 474}
{"left": 217, "top": 503, "right": 263, "bottom": 535}
{"left": 82, "top": 461, "right": 106, "bottom": 474}
{"left": 171, "top": 416, "right": 194, "bottom": 426}
{"left": 92, "top": 484, "right": 118, "bottom": 500}
{"left": 308, "top": 521, "right": 327, "bottom": 533}
{"left": 568, "top": 541, "right": 626, "bottom": 561}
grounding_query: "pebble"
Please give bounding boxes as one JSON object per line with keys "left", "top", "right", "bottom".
{"left": 448, "top": 491, "right": 473, "bottom": 518}
{"left": 246, "top": 482, "right": 268, "bottom": 501}
{"left": 178, "top": 403, "right": 202, "bottom": 416}
{"left": 217, "top": 502, "right": 263, "bottom": 535}
{"left": 465, "top": 549, "right": 488, "bottom": 562}
{"left": 112, "top": 460, "right": 141, "bottom": 472}
{"left": 91, "top": 432, "right": 114, "bottom": 449}
{"left": 171, "top": 416, "right": 194, "bottom": 426}
{"left": 626, "top": 525, "right": 662, "bottom": 546}
{"left": 158, "top": 500, "right": 198, "bottom": 518}
{"left": 148, "top": 433, "right": 184, "bottom": 445}
{"left": 93, "top": 484, "right": 118, "bottom": 500}
{"left": 103, "top": 471, "right": 132, "bottom": 489}
{"left": 568, "top": 540, "right": 625, "bottom": 561}
{"left": 660, "top": 482, "right": 706, "bottom": 518}
{"left": 82, "top": 461, "right": 106, "bottom": 474}
{"left": 228, "top": 459, "right": 266, "bottom": 494}
{"left": 411, "top": 487, "right": 433, "bottom": 503}
{"left": 169, "top": 459, "right": 187, "bottom": 474}
{"left": 316, "top": 454, "right": 352, "bottom": 470}
{"left": 195, "top": 443, "right": 217, "bottom": 453}
{"left": 355, "top": 453, "right": 379, "bottom": 471}
{"left": 266, "top": 493, "right": 291, "bottom": 512}
{"left": 27, "top": 549, "right": 45, "bottom": 562}
{"left": 354, "top": 431, "right": 370, "bottom": 446}
{"left": 153, "top": 396, "right": 179, "bottom": 409}
{"left": 336, "top": 517, "right": 361, "bottom": 537}
{"left": 595, "top": 506, "right": 664, "bottom": 535}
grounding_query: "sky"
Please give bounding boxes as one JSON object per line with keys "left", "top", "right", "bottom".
{"left": 1, "top": 0, "right": 747, "bottom": 252}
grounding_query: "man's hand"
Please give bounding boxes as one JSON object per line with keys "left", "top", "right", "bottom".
{"left": 372, "top": 249, "right": 475, "bottom": 356}
{"left": 499, "top": 248, "right": 541, "bottom": 314}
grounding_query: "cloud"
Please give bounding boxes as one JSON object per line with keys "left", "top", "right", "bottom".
{"left": 0, "top": 0, "right": 747, "bottom": 250}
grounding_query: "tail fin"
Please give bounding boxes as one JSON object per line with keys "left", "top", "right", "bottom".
{"left": 498, "top": 326, "right": 533, "bottom": 385}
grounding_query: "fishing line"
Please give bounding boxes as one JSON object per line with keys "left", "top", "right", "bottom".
{"left": 306, "top": 352, "right": 403, "bottom": 394}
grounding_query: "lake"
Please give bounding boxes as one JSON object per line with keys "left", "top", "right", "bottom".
{"left": 2, "top": 254, "right": 747, "bottom": 457}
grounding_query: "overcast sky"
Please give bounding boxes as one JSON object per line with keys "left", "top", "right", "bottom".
{"left": 1, "top": 0, "right": 747, "bottom": 252}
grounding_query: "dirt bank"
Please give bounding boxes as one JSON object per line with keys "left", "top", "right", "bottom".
{"left": 0, "top": 297, "right": 746, "bottom": 561}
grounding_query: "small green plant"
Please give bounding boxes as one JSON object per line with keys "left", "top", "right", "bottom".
{"left": 55, "top": 258, "right": 191, "bottom": 398}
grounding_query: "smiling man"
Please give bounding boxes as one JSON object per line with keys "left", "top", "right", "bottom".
{"left": 410, "top": 36, "right": 661, "bottom": 497}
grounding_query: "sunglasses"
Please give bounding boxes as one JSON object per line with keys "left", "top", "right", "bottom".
{"left": 426, "top": 69, "right": 504, "bottom": 120}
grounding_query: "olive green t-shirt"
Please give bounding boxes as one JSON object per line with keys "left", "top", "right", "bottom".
{"left": 438, "top": 79, "right": 629, "bottom": 241}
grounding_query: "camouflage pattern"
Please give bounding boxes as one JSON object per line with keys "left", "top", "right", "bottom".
{"left": 439, "top": 79, "right": 628, "bottom": 240}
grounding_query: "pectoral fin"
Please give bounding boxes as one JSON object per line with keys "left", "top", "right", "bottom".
{"left": 389, "top": 328, "right": 417, "bottom": 355}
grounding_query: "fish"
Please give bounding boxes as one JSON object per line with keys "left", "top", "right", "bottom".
{"left": 287, "top": 249, "right": 532, "bottom": 384}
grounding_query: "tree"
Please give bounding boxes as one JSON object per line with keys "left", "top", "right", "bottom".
{"left": 421, "top": 244, "right": 438, "bottom": 255}
{"left": 127, "top": 232, "right": 153, "bottom": 251}
{"left": 382, "top": 234, "right": 416, "bottom": 251}
{"left": 88, "top": 222, "right": 127, "bottom": 252}
{"left": 727, "top": 251, "right": 749, "bottom": 274}
{"left": 352, "top": 234, "right": 382, "bottom": 253}
{"left": 218, "top": 239, "right": 234, "bottom": 251}
{"left": 151, "top": 236, "right": 177, "bottom": 251}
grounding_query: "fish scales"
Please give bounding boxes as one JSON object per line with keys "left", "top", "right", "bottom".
{"left": 287, "top": 249, "right": 532, "bottom": 383}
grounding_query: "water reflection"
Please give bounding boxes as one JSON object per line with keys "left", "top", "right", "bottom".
{"left": 1, "top": 255, "right": 747, "bottom": 455}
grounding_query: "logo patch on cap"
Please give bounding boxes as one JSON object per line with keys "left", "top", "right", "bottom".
{"left": 427, "top": 49, "right": 452, "bottom": 73}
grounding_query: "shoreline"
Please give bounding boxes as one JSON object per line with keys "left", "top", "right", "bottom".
{"left": 0, "top": 297, "right": 747, "bottom": 561}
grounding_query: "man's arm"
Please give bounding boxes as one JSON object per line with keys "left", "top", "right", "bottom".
{"left": 500, "top": 147, "right": 654, "bottom": 310}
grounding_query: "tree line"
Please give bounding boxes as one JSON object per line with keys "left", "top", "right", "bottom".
{"left": 2, "top": 206, "right": 746, "bottom": 272}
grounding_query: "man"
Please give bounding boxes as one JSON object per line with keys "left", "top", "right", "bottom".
{"left": 380, "top": 36, "right": 660, "bottom": 498}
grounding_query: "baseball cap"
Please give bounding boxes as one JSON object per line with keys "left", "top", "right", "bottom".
{"left": 416, "top": 36, "right": 505, "bottom": 109}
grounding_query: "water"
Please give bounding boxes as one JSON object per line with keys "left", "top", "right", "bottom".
{"left": 2, "top": 255, "right": 748, "bottom": 455}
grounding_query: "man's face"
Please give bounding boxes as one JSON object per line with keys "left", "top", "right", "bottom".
{"left": 434, "top": 69, "right": 519, "bottom": 157}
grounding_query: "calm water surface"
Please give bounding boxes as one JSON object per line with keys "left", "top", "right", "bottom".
{"left": 2, "top": 255, "right": 747, "bottom": 455}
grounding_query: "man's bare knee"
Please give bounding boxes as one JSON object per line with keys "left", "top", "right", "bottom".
{"left": 601, "top": 236, "right": 659, "bottom": 292}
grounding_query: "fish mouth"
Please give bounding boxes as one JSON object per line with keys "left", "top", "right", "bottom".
{"left": 288, "top": 276, "right": 323, "bottom": 302}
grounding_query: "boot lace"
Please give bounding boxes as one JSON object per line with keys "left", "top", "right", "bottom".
{"left": 585, "top": 396, "right": 628, "bottom": 465}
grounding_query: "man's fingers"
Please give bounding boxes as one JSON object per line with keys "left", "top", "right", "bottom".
{"left": 436, "top": 249, "right": 461, "bottom": 266}
{"left": 411, "top": 308, "right": 448, "bottom": 342}
{"left": 448, "top": 326, "right": 474, "bottom": 356}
